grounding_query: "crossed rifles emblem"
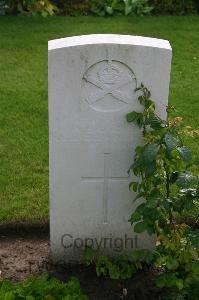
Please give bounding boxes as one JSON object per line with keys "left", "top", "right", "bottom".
{"left": 83, "top": 60, "right": 135, "bottom": 106}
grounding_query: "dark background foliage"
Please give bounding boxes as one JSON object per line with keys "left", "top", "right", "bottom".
{"left": 149, "top": 0, "right": 199, "bottom": 15}
{"left": 62, "top": 0, "right": 199, "bottom": 15}
{"left": 3, "top": 0, "right": 199, "bottom": 16}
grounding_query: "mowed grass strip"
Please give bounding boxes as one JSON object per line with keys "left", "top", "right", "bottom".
{"left": 0, "top": 16, "right": 198, "bottom": 223}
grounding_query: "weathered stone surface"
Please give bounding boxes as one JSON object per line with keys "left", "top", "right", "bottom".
{"left": 48, "top": 34, "right": 172, "bottom": 262}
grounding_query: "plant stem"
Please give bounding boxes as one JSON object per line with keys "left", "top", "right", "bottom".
{"left": 164, "top": 163, "right": 170, "bottom": 198}
{"left": 164, "top": 163, "right": 174, "bottom": 229}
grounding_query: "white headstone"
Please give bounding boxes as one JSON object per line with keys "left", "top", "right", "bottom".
{"left": 48, "top": 34, "right": 172, "bottom": 262}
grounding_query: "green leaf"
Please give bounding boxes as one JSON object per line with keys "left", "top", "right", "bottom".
{"left": 132, "top": 157, "right": 142, "bottom": 169}
{"left": 146, "top": 226, "right": 155, "bottom": 235}
{"left": 144, "top": 251, "right": 154, "bottom": 264}
{"left": 188, "top": 229, "right": 199, "bottom": 248}
{"left": 144, "top": 88, "right": 151, "bottom": 99}
{"left": 108, "top": 264, "right": 120, "bottom": 280}
{"left": 120, "top": 263, "right": 135, "bottom": 279}
{"left": 142, "top": 143, "right": 160, "bottom": 164}
{"left": 166, "top": 257, "right": 179, "bottom": 270}
{"left": 105, "top": 6, "right": 113, "bottom": 15}
{"left": 133, "top": 192, "right": 145, "bottom": 202}
{"left": 144, "top": 99, "right": 154, "bottom": 109}
{"left": 191, "top": 261, "right": 199, "bottom": 275}
{"left": 177, "top": 146, "right": 192, "bottom": 162}
{"left": 136, "top": 114, "right": 144, "bottom": 128}
{"left": 164, "top": 133, "right": 180, "bottom": 152}
{"left": 124, "top": 3, "right": 132, "bottom": 15}
{"left": 129, "top": 182, "right": 139, "bottom": 192}
{"left": 134, "top": 221, "right": 147, "bottom": 233}
{"left": 129, "top": 211, "right": 141, "bottom": 224}
{"left": 131, "top": 249, "right": 146, "bottom": 261}
{"left": 175, "top": 279, "right": 184, "bottom": 290}
{"left": 145, "top": 160, "right": 156, "bottom": 177}
{"left": 156, "top": 275, "right": 166, "bottom": 288}
{"left": 176, "top": 172, "right": 197, "bottom": 187}
{"left": 41, "top": 10, "right": 48, "bottom": 17}
{"left": 138, "top": 95, "right": 145, "bottom": 104}
{"left": 132, "top": 249, "right": 154, "bottom": 264}
{"left": 146, "top": 114, "right": 165, "bottom": 129}
{"left": 126, "top": 111, "right": 139, "bottom": 123}
{"left": 126, "top": 111, "right": 144, "bottom": 127}
{"left": 146, "top": 189, "right": 160, "bottom": 208}
{"left": 135, "top": 203, "right": 145, "bottom": 213}
{"left": 26, "top": 296, "right": 36, "bottom": 300}
{"left": 83, "top": 247, "right": 96, "bottom": 265}
{"left": 3, "top": 292, "right": 15, "bottom": 300}
{"left": 180, "top": 188, "right": 197, "bottom": 197}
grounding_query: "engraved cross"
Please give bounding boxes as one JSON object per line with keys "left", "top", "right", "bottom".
{"left": 81, "top": 153, "right": 129, "bottom": 224}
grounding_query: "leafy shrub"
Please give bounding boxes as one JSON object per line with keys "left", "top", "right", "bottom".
{"left": 88, "top": 0, "right": 153, "bottom": 16}
{"left": 83, "top": 247, "right": 153, "bottom": 279}
{"left": 29, "top": 0, "right": 58, "bottom": 16}
{"left": 128, "top": 0, "right": 154, "bottom": 15}
{"left": 87, "top": 0, "right": 110, "bottom": 16}
{"left": 127, "top": 84, "right": 199, "bottom": 299}
{"left": 70, "top": 0, "right": 198, "bottom": 16}
{"left": 0, "top": 273, "right": 88, "bottom": 299}
{"left": 55, "top": 0, "right": 88, "bottom": 16}
{"left": 5, "top": 0, "right": 32, "bottom": 14}
{"left": 5, "top": 0, "right": 58, "bottom": 16}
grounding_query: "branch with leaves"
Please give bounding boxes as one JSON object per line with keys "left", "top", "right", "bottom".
{"left": 127, "top": 84, "right": 199, "bottom": 299}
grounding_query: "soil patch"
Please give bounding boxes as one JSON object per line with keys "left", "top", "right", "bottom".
{"left": 0, "top": 235, "right": 161, "bottom": 299}
{"left": 0, "top": 235, "right": 49, "bottom": 282}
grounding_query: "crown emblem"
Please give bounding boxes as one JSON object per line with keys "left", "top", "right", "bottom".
{"left": 82, "top": 59, "right": 136, "bottom": 112}
{"left": 98, "top": 62, "right": 122, "bottom": 85}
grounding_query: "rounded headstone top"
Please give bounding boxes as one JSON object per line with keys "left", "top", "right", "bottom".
{"left": 48, "top": 34, "right": 171, "bottom": 51}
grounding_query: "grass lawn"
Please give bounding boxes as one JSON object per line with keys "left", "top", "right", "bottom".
{"left": 0, "top": 16, "right": 199, "bottom": 224}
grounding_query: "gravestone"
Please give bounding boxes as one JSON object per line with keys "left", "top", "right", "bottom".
{"left": 48, "top": 34, "right": 172, "bottom": 262}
